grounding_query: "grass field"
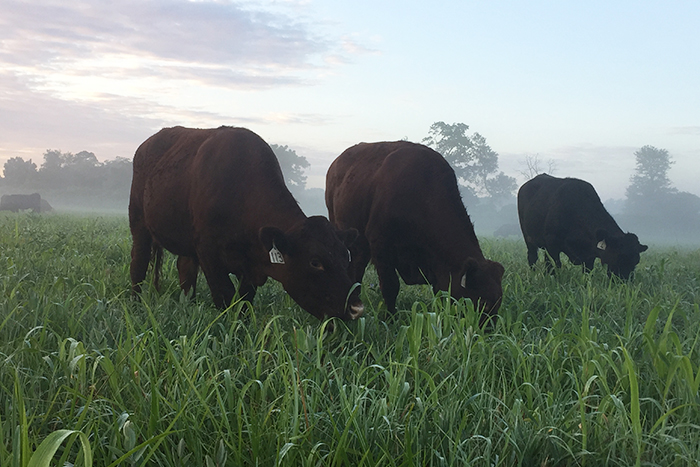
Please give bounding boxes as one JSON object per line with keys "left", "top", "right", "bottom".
{"left": 1, "top": 213, "right": 699, "bottom": 466}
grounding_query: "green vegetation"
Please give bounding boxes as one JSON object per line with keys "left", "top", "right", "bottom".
{"left": 1, "top": 214, "right": 699, "bottom": 466}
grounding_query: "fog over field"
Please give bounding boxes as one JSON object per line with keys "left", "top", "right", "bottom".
{"left": 1, "top": 1, "right": 698, "bottom": 245}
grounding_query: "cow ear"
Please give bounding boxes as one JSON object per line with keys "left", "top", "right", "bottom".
{"left": 336, "top": 228, "right": 359, "bottom": 247}
{"left": 259, "top": 227, "right": 289, "bottom": 256}
{"left": 639, "top": 244, "right": 649, "bottom": 253}
{"left": 460, "top": 258, "right": 479, "bottom": 288}
{"left": 491, "top": 260, "right": 505, "bottom": 279}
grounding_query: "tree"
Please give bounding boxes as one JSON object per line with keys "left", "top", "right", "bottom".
{"left": 39, "top": 149, "right": 68, "bottom": 188}
{"left": 38, "top": 149, "right": 103, "bottom": 189}
{"left": 626, "top": 145, "right": 675, "bottom": 201}
{"left": 102, "top": 157, "right": 133, "bottom": 192}
{"left": 41, "top": 149, "right": 66, "bottom": 173}
{"left": 485, "top": 172, "right": 518, "bottom": 205}
{"left": 422, "top": 121, "right": 516, "bottom": 200}
{"left": 623, "top": 145, "right": 700, "bottom": 240}
{"left": 3, "top": 157, "right": 38, "bottom": 186}
{"left": 270, "top": 144, "right": 309, "bottom": 194}
{"left": 67, "top": 151, "right": 100, "bottom": 168}
{"left": 520, "top": 154, "right": 556, "bottom": 180}
{"left": 422, "top": 122, "right": 473, "bottom": 174}
{"left": 468, "top": 132, "right": 500, "bottom": 183}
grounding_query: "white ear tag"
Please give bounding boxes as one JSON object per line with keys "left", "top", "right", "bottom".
{"left": 347, "top": 249, "right": 352, "bottom": 262}
{"left": 597, "top": 240, "right": 607, "bottom": 251}
{"left": 269, "top": 241, "right": 285, "bottom": 264}
{"left": 460, "top": 274, "right": 467, "bottom": 288}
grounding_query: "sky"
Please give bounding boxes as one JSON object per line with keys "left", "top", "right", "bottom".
{"left": 1, "top": 0, "right": 698, "bottom": 200}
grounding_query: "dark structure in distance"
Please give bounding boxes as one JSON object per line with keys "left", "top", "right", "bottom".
{"left": 326, "top": 141, "right": 504, "bottom": 325}
{"left": 0, "top": 193, "right": 52, "bottom": 212}
{"left": 128, "top": 126, "right": 363, "bottom": 321}
{"left": 493, "top": 223, "right": 520, "bottom": 238}
{"left": 518, "top": 173, "right": 648, "bottom": 279}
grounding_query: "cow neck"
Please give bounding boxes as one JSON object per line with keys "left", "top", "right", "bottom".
{"left": 575, "top": 202, "right": 624, "bottom": 238}
{"left": 569, "top": 185, "right": 625, "bottom": 237}
{"left": 433, "top": 202, "right": 485, "bottom": 266}
{"left": 252, "top": 195, "right": 305, "bottom": 282}
{"left": 261, "top": 194, "right": 307, "bottom": 233}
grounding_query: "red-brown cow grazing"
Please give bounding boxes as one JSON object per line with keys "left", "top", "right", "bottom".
{"left": 129, "top": 126, "right": 364, "bottom": 321}
{"left": 326, "top": 141, "right": 505, "bottom": 325}
{"left": 518, "top": 173, "right": 648, "bottom": 279}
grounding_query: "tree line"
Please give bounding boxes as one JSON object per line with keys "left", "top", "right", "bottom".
{"left": 0, "top": 145, "right": 312, "bottom": 212}
{"left": 2, "top": 124, "right": 698, "bottom": 243}
{"left": 622, "top": 145, "right": 700, "bottom": 243}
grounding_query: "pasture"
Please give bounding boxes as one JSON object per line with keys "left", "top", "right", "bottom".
{"left": 1, "top": 213, "right": 699, "bottom": 466}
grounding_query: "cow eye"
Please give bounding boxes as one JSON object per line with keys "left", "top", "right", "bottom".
{"left": 310, "top": 259, "right": 324, "bottom": 271}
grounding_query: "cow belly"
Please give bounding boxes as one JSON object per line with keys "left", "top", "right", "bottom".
{"left": 143, "top": 184, "right": 195, "bottom": 257}
{"left": 395, "top": 246, "right": 432, "bottom": 285}
{"left": 396, "top": 263, "right": 429, "bottom": 285}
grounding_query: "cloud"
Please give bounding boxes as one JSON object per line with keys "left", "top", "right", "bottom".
{"left": 264, "top": 111, "right": 336, "bottom": 125}
{"left": 0, "top": 0, "right": 333, "bottom": 90}
{"left": 670, "top": 126, "right": 700, "bottom": 136}
{"left": 340, "top": 37, "right": 380, "bottom": 56}
{"left": 0, "top": 1, "right": 385, "bottom": 179}
{"left": 0, "top": 0, "right": 365, "bottom": 167}
{"left": 0, "top": 70, "right": 272, "bottom": 165}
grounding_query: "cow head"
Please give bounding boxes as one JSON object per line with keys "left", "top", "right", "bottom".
{"left": 456, "top": 258, "right": 505, "bottom": 326}
{"left": 260, "top": 216, "right": 363, "bottom": 321}
{"left": 596, "top": 229, "right": 648, "bottom": 279}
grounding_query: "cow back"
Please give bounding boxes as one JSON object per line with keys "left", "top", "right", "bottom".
{"left": 328, "top": 141, "right": 478, "bottom": 256}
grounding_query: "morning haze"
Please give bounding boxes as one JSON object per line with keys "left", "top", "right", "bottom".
{"left": 1, "top": 1, "right": 698, "bottom": 244}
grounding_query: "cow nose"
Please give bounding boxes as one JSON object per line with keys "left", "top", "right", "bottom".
{"left": 348, "top": 303, "right": 364, "bottom": 320}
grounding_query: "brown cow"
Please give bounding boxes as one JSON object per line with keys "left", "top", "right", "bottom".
{"left": 326, "top": 141, "right": 504, "bottom": 325}
{"left": 129, "top": 126, "right": 363, "bottom": 321}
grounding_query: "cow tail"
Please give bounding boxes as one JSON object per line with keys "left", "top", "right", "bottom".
{"left": 152, "top": 244, "right": 163, "bottom": 292}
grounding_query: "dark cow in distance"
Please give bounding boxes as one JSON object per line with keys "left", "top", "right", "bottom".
{"left": 40, "top": 198, "right": 53, "bottom": 212}
{"left": 326, "top": 141, "right": 504, "bottom": 325}
{"left": 493, "top": 223, "right": 520, "bottom": 238}
{"left": 129, "top": 126, "right": 363, "bottom": 321}
{"left": 0, "top": 193, "right": 43, "bottom": 212}
{"left": 518, "top": 173, "right": 648, "bottom": 278}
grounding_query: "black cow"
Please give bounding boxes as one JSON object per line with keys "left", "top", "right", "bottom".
{"left": 493, "top": 223, "right": 520, "bottom": 238}
{"left": 0, "top": 193, "right": 42, "bottom": 212}
{"left": 518, "top": 174, "right": 648, "bottom": 278}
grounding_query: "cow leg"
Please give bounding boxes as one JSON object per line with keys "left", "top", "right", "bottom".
{"left": 374, "top": 254, "right": 401, "bottom": 315}
{"left": 177, "top": 255, "right": 199, "bottom": 298}
{"left": 544, "top": 249, "right": 562, "bottom": 272}
{"left": 573, "top": 254, "right": 596, "bottom": 274}
{"left": 236, "top": 276, "right": 257, "bottom": 305}
{"left": 543, "top": 233, "right": 564, "bottom": 272}
{"left": 197, "top": 250, "right": 237, "bottom": 309}
{"left": 563, "top": 235, "right": 595, "bottom": 273}
{"left": 129, "top": 227, "right": 152, "bottom": 297}
{"left": 525, "top": 242, "right": 539, "bottom": 267}
{"left": 350, "top": 235, "right": 372, "bottom": 284}
{"left": 203, "top": 271, "right": 236, "bottom": 308}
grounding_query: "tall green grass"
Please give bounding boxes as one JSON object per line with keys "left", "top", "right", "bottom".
{"left": 1, "top": 214, "right": 699, "bottom": 466}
